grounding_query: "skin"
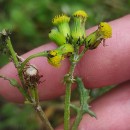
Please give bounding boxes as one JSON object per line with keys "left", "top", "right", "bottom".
{"left": 0, "top": 15, "right": 130, "bottom": 130}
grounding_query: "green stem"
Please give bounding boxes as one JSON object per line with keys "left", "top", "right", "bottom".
{"left": 70, "top": 104, "right": 79, "bottom": 112}
{"left": 6, "top": 37, "right": 19, "bottom": 67}
{"left": 34, "top": 85, "right": 39, "bottom": 105}
{"left": 5, "top": 34, "right": 53, "bottom": 130}
{"left": 78, "top": 47, "right": 88, "bottom": 60}
{"left": 64, "top": 48, "right": 89, "bottom": 130}
{"left": 32, "top": 84, "right": 53, "bottom": 130}
{"left": 33, "top": 104, "right": 54, "bottom": 130}
{"left": 5, "top": 37, "right": 32, "bottom": 101}
{"left": 71, "top": 110, "right": 83, "bottom": 130}
{"left": 19, "top": 51, "right": 48, "bottom": 73}
{"left": 64, "top": 59, "right": 77, "bottom": 130}
{"left": 64, "top": 82, "right": 72, "bottom": 130}
{"left": 30, "top": 87, "right": 36, "bottom": 100}
{"left": 64, "top": 51, "right": 85, "bottom": 130}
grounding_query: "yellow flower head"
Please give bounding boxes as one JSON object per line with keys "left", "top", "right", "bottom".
{"left": 98, "top": 22, "right": 112, "bottom": 39}
{"left": 73, "top": 10, "right": 88, "bottom": 18}
{"left": 52, "top": 14, "right": 70, "bottom": 25}
{"left": 49, "top": 50, "right": 57, "bottom": 56}
{"left": 47, "top": 50, "right": 64, "bottom": 67}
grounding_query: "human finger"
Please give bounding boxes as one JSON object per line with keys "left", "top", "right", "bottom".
{"left": 0, "top": 15, "right": 130, "bottom": 102}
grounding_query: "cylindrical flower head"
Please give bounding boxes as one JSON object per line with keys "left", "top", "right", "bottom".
{"left": 47, "top": 50, "right": 64, "bottom": 67}
{"left": 49, "top": 28, "right": 66, "bottom": 46}
{"left": 71, "top": 10, "right": 88, "bottom": 42}
{"left": 47, "top": 44, "right": 74, "bottom": 67}
{"left": 52, "top": 14, "right": 70, "bottom": 37}
{"left": 86, "top": 22, "right": 112, "bottom": 49}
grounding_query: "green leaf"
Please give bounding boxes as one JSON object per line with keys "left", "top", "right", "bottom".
{"left": 76, "top": 77, "right": 96, "bottom": 118}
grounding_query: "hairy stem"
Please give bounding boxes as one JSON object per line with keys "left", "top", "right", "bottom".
{"left": 6, "top": 37, "right": 32, "bottom": 101}
{"left": 64, "top": 56, "right": 77, "bottom": 130}
{"left": 64, "top": 82, "right": 72, "bottom": 130}
{"left": 5, "top": 34, "right": 53, "bottom": 129}
{"left": 32, "top": 84, "right": 53, "bottom": 130}
{"left": 34, "top": 85, "right": 39, "bottom": 105}
{"left": 6, "top": 37, "right": 19, "bottom": 67}
{"left": 33, "top": 104, "right": 54, "bottom": 130}
{"left": 71, "top": 110, "right": 82, "bottom": 130}
{"left": 78, "top": 47, "right": 88, "bottom": 60}
{"left": 64, "top": 48, "right": 89, "bottom": 130}
{"left": 0, "top": 75, "right": 30, "bottom": 99}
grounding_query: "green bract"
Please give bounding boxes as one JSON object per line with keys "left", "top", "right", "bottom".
{"left": 57, "top": 44, "right": 74, "bottom": 55}
{"left": 47, "top": 43, "right": 74, "bottom": 67}
{"left": 86, "top": 22, "right": 112, "bottom": 49}
{"left": 49, "top": 28, "right": 66, "bottom": 46}
{"left": 71, "top": 10, "right": 88, "bottom": 44}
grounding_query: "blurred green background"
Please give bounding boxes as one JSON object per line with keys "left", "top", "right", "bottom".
{"left": 0, "top": 0, "right": 130, "bottom": 129}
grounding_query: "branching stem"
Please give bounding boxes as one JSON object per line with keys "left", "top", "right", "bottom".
{"left": 6, "top": 37, "right": 19, "bottom": 67}
{"left": 64, "top": 47, "right": 89, "bottom": 130}
{"left": 19, "top": 51, "right": 48, "bottom": 73}
{"left": 32, "top": 84, "right": 54, "bottom": 130}
{"left": 71, "top": 77, "right": 96, "bottom": 130}
{"left": 64, "top": 54, "right": 78, "bottom": 130}
{"left": 33, "top": 104, "right": 54, "bottom": 130}
{"left": 5, "top": 36, "right": 53, "bottom": 130}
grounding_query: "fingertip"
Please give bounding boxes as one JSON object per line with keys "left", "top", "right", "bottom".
{"left": 1, "top": 15, "right": 130, "bottom": 102}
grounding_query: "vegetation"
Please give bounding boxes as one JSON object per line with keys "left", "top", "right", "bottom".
{"left": 0, "top": 0, "right": 129, "bottom": 129}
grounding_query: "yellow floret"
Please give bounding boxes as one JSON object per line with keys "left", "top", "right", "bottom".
{"left": 47, "top": 50, "right": 64, "bottom": 67}
{"left": 73, "top": 10, "right": 88, "bottom": 18}
{"left": 49, "top": 50, "right": 58, "bottom": 56}
{"left": 52, "top": 14, "right": 70, "bottom": 25}
{"left": 48, "top": 55, "right": 64, "bottom": 67}
{"left": 98, "top": 22, "right": 112, "bottom": 39}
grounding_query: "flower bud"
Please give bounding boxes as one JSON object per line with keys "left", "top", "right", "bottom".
{"left": 49, "top": 28, "right": 66, "bottom": 46}
{"left": 71, "top": 10, "right": 88, "bottom": 43}
{"left": 47, "top": 50, "right": 64, "bottom": 67}
{"left": 52, "top": 14, "right": 70, "bottom": 37}
{"left": 47, "top": 44, "right": 74, "bottom": 67}
{"left": 86, "top": 22, "right": 112, "bottom": 49}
